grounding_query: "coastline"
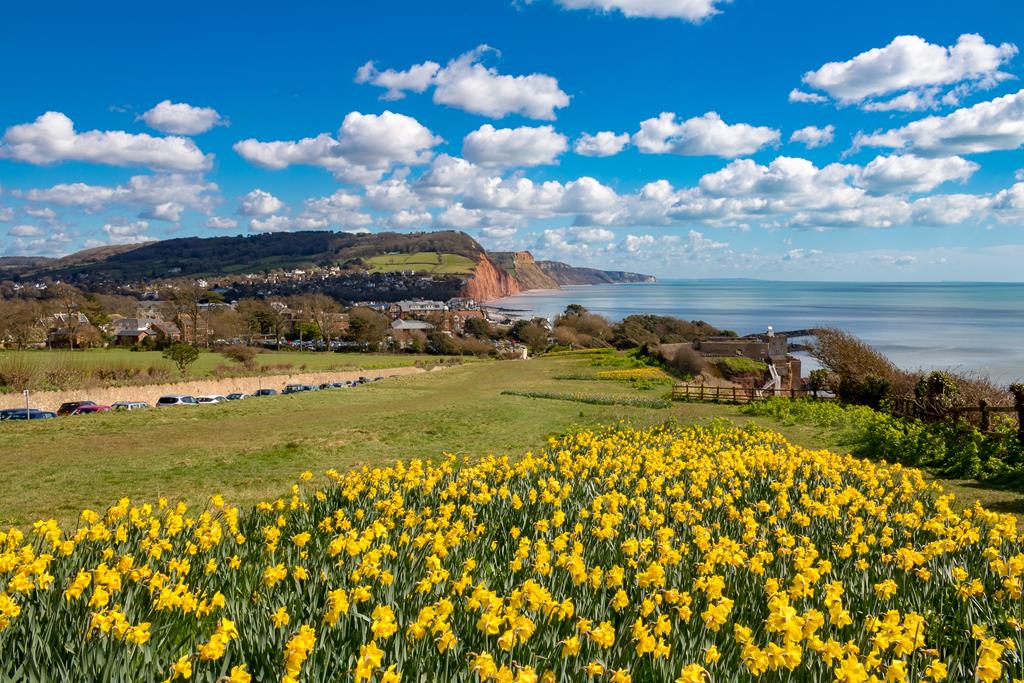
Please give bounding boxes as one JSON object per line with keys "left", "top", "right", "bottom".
{"left": 484, "top": 280, "right": 1024, "bottom": 382}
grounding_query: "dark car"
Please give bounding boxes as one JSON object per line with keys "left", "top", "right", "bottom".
{"left": 1, "top": 408, "right": 56, "bottom": 421}
{"left": 57, "top": 400, "right": 96, "bottom": 416}
{"left": 70, "top": 405, "right": 111, "bottom": 415}
{"left": 254, "top": 388, "right": 277, "bottom": 397}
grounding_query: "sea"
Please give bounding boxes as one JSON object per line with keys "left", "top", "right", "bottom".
{"left": 493, "top": 280, "right": 1024, "bottom": 383}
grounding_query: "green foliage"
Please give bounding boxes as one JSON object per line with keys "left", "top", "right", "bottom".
{"left": 742, "top": 398, "right": 1024, "bottom": 483}
{"left": 807, "top": 369, "right": 831, "bottom": 395}
{"left": 162, "top": 343, "right": 200, "bottom": 376}
{"left": 610, "top": 314, "right": 731, "bottom": 348}
{"left": 714, "top": 356, "right": 767, "bottom": 379}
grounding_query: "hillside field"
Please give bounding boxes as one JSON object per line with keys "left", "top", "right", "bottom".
{"left": 363, "top": 251, "right": 477, "bottom": 275}
{"left": 1, "top": 352, "right": 1021, "bottom": 528}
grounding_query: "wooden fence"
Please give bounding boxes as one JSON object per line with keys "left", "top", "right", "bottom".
{"left": 891, "top": 397, "right": 1024, "bottom": 443}
{"left": 670, "top": 383, "right": 829, "bottom": 404}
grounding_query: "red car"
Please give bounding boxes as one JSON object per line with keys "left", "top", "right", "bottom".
{"left": 70, "top": 405, "right": 111, "bottom": 415}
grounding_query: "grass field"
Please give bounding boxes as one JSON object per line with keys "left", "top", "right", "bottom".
{"left": 364, "top": 251, "right": 477, "bottom": 274}
{"left": 1, "top": 352, "right": 1022, "bottom": 527}
{"left": 0, "top": 348, "right": 458, "bottom": 389}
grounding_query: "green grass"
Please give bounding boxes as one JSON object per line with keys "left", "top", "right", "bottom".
{"left": 1, "top": 351, "right": 1021, "bottom": 528}
{"left": 0, "top": 348, "right": 462, "bottom": 390}
{"left": 364, "top": 251, "right": 476, "bottom": 275}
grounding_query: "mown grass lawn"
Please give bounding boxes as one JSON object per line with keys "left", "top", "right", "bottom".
{"left": 1, "top": 352, "right": 1021, "bottom": 528}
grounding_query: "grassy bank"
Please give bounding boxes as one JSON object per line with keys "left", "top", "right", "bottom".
{"left": 1, "top": 352, "right": 1022, "bottom": 527}
{"left": 0, "top": 348, "right": 462, "bottom": 393}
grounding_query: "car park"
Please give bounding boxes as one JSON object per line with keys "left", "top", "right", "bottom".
{"left": 112, "top": 401, "right": 149, "bottom": 411}
{"left": 57, "top": 401, "right": 96, "bottom": 416}
{"left": 226, "top": 393, "right": 250, "bottom": 401}
{"left": 196, "top": 395, "right": 228, "bottom": 404}
{"left": 70, "top": 405, "right": 111, "bottom": 415}
{"left": 156, "top": 395, "right": 198, "bottom": 407}
{"left": 254, "top": 388, "right": 277, "bottom": 397}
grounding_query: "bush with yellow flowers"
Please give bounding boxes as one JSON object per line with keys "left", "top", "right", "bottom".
{"left": 1, "top": 425, "right": 1023, "bottom": 682}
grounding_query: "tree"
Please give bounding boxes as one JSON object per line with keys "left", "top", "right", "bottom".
{"left": 300, "top": 294, "right": 342, "bottom": 351}
{"left": 237, "top": 298, "right": 285, "bottom": 347}
{"left": 463, "top": 316, "right": 491, "bottom": 339}
{"left": 0, "top": 299, "right": 43, "bottom": 349}
{"left": 49, "top": 284, "right": 85, "bottom": 350}
{"left": 163, "top": 342, "right": 200, "bottom": 377}
{"left": 512, "top": 319, "right": 550, "bottom": 353}
{"left": 169, "top": 285, "right": 204, "bottom": 347}
{"left": 347, "top": 307, "right": 390, "bottom": 349}
{"left": 807, "top": 369, "right": 831, "bottom": 398}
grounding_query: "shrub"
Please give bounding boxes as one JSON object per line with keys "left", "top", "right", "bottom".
{"left": 668, "top": 346, "right": 704, "bottom": 378}
{"left": 0, "top": 354, "right": 40, "bottom": 392}
{"left": 163, "top": 343, "right": 200, "bottom": 377}
{"left": 221, "top": 344, "right": 260, "bottom": 369}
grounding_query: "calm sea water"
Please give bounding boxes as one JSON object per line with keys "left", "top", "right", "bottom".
{"left": 494, "top": 280, "right": 1024, "bottom": 383}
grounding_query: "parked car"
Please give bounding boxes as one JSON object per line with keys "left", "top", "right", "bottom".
{"left": 327, "top": 382, "right": 348, "bottom": 389}
{"left": 70, "top": 405, "right": 111, "bottom": 415}
{"left": 156, "top": 395, "right": 198, "bottom": 407}
{"left": 254, "top": 389, "right": 277, "bottom": 397}
{"left": 112, "top": 401, "right": 149, "bottom": 411}
{"left": 282, "top": 384, "right": 308, "bottom": 395}
{"left": 226, "top": 393, "right": 250, "bottom": 401}
{"left": 57, "top": 400, "right": 96, "bottom": 416}
{"left": 1, "top": 408, "right": 56, "bottom": 420}
{"left": 196, "top": 395, "right": 228, "bottom": 404}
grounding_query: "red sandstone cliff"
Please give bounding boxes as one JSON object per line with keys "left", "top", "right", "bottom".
{"left": 460, "top": 252, "right": 523, "bottom": 301}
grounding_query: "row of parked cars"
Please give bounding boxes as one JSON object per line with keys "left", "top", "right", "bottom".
{"left": 0, "top": 377, "right": 382, "bottom": 421}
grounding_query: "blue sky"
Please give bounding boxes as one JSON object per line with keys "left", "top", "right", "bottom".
{"left": 1, "top": 0, "right": 1023, "bottom": 280}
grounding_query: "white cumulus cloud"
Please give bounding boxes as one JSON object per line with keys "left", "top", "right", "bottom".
{"left": 574, "top": 131, "right": 630, "bottom": 157}
{"left": 856, "top": 154, "right": 978, "bottom": 194}
{"left": 140, "top": 100, "right": 225, "bottom": 135}
{"left": 0, "top": 111, "right": 212, "bottom": 172}
{"left": 463, "top": 124, "right": 568, "bottom": 167}
{"left": 789, "top": 124, "right": 835, "bottom": 149}
{"left": 238, "top": 189, "right": 286, "bottom": 216}
{"left": 205, "top": 216, "right": 238, "bottom": 230}
{"left": 233, "top": 111, "right": 441, "bottom": 182}
{"left": 853, "top": 89, "right": 1024, "bottom": 155}
{"left": 633, "top": 112, "right": 779, "bottom": 158}
{"left": 800, "top": 34, "right": 1017, "bottom": 109}
{"left": 356, "top": 45, "right": 570, "bottom": 120}
{"left": 102, "top": 220, "right": 154, "bottom": 245}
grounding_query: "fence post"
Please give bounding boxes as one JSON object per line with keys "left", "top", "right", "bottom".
{"left": 979, "top": 399, "right": 990, "bottom": 433}
{"left": 700, "top": 384, "right": 704, "bottom": 402}
{"left": 1012, "top": 384, "right": 1024, "bottom": 447}
{"left": 732, "top": 386, "right": 737, "bottom": 404}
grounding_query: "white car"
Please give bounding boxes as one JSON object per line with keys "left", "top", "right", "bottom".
{"left": 156, "top": 395, "right": 198, "bottom": 407}
{"left": 112, "top": 401, "right": 149, "bottom": 411}
{"left": 196, "top": 395, "right": 228, "bottom": 404}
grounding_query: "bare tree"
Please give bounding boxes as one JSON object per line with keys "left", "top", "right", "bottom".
{"left": 0, "top": 299, "right": 43, "bottom": 348}
{"left": 301, "top": 294, "right": 342, "bottom": 352}
{"left": 49, "top": 284, "right": 84, "bottom": 350}
{"left": 169, "top": 283, "right": 206, "bottom": 346}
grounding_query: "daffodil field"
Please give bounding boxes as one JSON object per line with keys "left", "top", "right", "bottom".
{"left": 2, "top": 425, "right": 1024, "bottom": 682}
